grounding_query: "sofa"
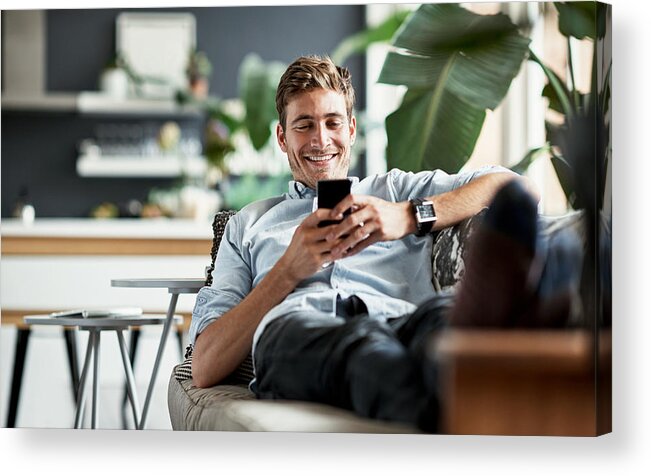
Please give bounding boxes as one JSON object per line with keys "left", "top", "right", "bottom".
{"left": 168, "top": 208, "right": 609, "bottom": 435}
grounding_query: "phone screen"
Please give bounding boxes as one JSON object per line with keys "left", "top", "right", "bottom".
{"left": 317, "top": 179, "right": 352, "bottom": 227}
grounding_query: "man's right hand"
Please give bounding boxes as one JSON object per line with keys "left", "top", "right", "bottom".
{"left": 276, "top": 208, "right": 343, "bottom": 284}
{"left": 194, "top": 209, "right": 342, "bottom": 388}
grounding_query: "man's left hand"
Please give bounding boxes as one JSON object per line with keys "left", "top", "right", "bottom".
{"left": 325, "top": 194, "right": 414, "bottom": 259}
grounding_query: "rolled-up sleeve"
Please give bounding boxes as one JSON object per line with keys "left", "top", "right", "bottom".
{"left": 188, "top": 214, "right": 253, "bottom": 345}
{"left": 388, "top": 165, "right": 517, "bottom": 201}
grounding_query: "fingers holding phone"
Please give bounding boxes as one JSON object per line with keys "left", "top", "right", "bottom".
{"left": 325, "top": 194, "right": 415, "bottom": 258}
{"left": 317, "top": 179, "right": 352, "bottom": 227}
{"left": 277, "top": 208, "right": 347, "bottom": 283}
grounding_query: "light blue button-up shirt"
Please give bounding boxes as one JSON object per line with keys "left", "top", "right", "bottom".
{"left": 189, "top": 166, "right": 513, "bottom": 356}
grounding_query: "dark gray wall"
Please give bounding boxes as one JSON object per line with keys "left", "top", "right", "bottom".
{"left": 2, "top": 5, "right": 366, "bottom": 217}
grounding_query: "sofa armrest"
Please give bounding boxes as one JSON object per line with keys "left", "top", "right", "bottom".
{"left": 429, "top": 329, "right": 611, "bottom": 436}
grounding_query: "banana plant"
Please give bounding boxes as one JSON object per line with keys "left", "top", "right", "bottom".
{"left": 331, "top": 9, "right": 411, "bottom": 65}
{"left": 377, "top": 3, "right": 531, "bottom": 173}
{"left": 376, "top": 2, "right": 610, "bottom": 210}
{"left": 525, "top": 1, "right": 611, "bottom": 210}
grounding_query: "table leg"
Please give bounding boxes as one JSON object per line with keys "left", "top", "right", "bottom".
{"left": 91, "top": 330, "right": 101, "bottom": 429}
{"left": 5, "top": 327, "right": 31, "bottom": 428}
{"left": 116, "top": 329, "right": 142, "bottom": 429}
{"left": 75, "top": 331, "right": 95, "bottom": 429}
{"left": 176, "top": 328, "right": 184, "bottom": 360}
{"left": 121, "top": 329, "right": 141, "bottom": 429}
{"left": 138, "top": 292, "right": 179, "bottom": 430}
{"left": 63, "top": 328, "right": 80, "bottom": 403}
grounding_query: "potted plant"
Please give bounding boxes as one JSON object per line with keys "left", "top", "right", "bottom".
{"left": 375, "top": 3, "right": 610, "bottom": 209}
{"left": 186, "top": 49, "right": 213, "bottom": 99}
{"left": 99, "top": 54, "right": 131, "bottom": 99}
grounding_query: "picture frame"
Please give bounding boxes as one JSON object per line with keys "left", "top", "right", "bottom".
{"left": 116, "top": 12, "right": 196, "bottom": 98}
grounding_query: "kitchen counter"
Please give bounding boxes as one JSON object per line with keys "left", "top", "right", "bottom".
{"left": 2, "top": 217, "right": 214, "bottom": 321}
{"left": 1, "top": 218, "right": 214, "bottom": 255}
{"left": 1, "top": 218, "right": 213, "bottom": 239}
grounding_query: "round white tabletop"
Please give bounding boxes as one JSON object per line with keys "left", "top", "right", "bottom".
{"left": 110, "top": 278, "right": 204, "bottom": 292}
{"left": 24, "top": 314, "right": 181, "bottom": 329}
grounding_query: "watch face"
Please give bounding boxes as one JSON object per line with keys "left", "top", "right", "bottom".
{"left": 417, "top": 205, "right": 436, "bottom": 221}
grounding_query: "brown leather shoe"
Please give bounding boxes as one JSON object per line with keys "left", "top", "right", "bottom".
{"left": 449, "top": 180, "right": 539, "bottom": 327}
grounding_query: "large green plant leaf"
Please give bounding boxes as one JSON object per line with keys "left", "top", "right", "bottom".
{"left": 331, "top": 10, "right": 410, "bottom": 65}
{"left": 555, "top": 2, "right": 597, "bottom": 40}
{"left": 239, "top": 54, "right": 285, "bottom": 150}
{"left": 528, "top": 48, "right": 575, "bottom": 118}
{"left": 386, "top": 88, "right": 485, "bottom": 172}
{"left": 378, "top": 4, "right": 530, "bottom": 172}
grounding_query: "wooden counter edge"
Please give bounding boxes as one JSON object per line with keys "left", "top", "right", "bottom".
{"left": 1, "top": 309, "right": 192, "bottom": 331}
{"left": 2, "top": 236, "right": 212, "bottom": 256}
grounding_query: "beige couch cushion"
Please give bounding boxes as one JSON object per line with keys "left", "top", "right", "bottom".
{"left": 168, "top": 365, "right": 419, "bottom": 433}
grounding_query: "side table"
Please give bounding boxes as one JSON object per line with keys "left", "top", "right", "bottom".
{"left": 110, "top": 278, "right": 204, "bottom": 429}
{"left": 24, "top": 314, "right": 180, "bottom": 429}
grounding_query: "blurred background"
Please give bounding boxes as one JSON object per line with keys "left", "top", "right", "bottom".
{"left": 1, "top": 5, "right": 367, "bottom": 219}
{"left": 2, "top": 3, "right": 607, "bottom": 220}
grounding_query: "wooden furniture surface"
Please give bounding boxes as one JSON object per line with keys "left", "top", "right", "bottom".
{"left": 2, "top": 236, "right": 210, "bottom": 256}
{"left": 431, "top": 329, "right": 611, "bottom": 436}
{"left": 1, "top": 309, "right": 192, "bottom": 331}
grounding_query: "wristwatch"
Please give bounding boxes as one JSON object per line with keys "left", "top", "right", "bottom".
{"left": 409, "top": 198, "right": 437, "bottom": 237}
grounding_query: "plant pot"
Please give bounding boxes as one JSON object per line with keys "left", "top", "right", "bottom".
{"left": 100, "top": 67, "right": 129, "bottom": 99}
{"left": 190, "top": 77, "right": 209, "bottom": 100}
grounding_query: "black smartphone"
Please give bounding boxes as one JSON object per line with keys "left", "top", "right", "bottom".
{"left": 317, "top": 179, "right": 352, "bottom": 227}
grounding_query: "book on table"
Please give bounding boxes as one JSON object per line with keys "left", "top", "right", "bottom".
{"left": 49, "top": 308, "right": 143, "bottom": 319}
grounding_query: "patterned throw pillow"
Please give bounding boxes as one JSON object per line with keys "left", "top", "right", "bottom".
{"left": 174, "top": 344, "right": 254, "bottom": 386}
{"left": 431, "top": 208, "right": 488, "bottom": 291}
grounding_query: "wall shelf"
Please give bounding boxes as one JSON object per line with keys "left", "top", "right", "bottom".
{"left": 76, "top": 154, "right": 207, "bottom": 178}
{"left": 76, "top": 92, "right": 202, "bottom": 116}
{"left": 2, "top": 92, "right": 203, "bottom": 117}
{"left": 1, "top": 93, "right": 77, "bottom": 112}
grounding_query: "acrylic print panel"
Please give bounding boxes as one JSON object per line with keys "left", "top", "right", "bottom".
{"left": 1, "top": 1, "right": 611, "bottom": 437}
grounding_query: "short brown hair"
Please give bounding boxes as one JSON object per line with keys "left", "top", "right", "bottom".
{"left": 275, "top": 55, "right": 355, "bottom": 129}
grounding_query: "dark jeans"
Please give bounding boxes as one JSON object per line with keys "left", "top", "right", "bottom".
{"left": 253, "top": 293, "right": 454, "bottom": 432}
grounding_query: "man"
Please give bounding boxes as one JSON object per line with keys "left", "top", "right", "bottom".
{"left": 189, "top": 55, "right": 541, "bottom": 432}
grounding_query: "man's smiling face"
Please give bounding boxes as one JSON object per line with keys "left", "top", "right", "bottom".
{"left": 276, "top": 88, "right": 356, "bottom": 190}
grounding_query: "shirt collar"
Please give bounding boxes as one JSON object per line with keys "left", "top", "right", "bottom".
{"left": 287, "top": 177, "right": 359, "bottom": 200}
